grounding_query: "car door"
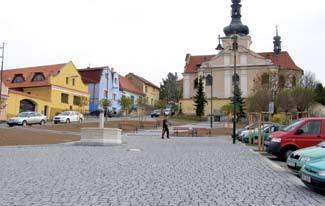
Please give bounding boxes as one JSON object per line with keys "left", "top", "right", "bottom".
{"left": 295, "top": 120, "right": 322, "bottom": 148}
{"left": 71, "top": 112, "right": 78, "bottom": 122}
{"left": 28, "top": 112, "right": 37, "bottom": 124}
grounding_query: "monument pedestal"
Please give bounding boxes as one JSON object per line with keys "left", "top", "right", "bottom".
{"left": 79, "top": 128, "right": 122, "bottom": 146}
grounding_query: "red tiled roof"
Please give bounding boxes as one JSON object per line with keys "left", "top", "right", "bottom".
{"left": 119, "top": 75, "right": 145, "bottom": 96}
{"left": 126, "top": 73, "right": 160, "bottom": 89}
{"left": 184, "top": 55, "right": 215, "bottom": 73}
{"left": 78, "top": 67, "right": 104, "bottom": 84}
{"left": 258, "top": 51, "right": 302, "bottom": 71}
{"left": 2, "top": 63, "right": 67, "bottom": 89}
{"left": 184, "top": 51, "right": 302, "bottom": 73}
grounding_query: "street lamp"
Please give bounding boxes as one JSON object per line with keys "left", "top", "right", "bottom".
{"left": 232, "top": 35, "right": 238, "bottom": 144}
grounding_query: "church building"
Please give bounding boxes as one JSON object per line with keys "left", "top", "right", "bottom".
{"left": 180, "top": 0, "right": 303, "bottom": 115}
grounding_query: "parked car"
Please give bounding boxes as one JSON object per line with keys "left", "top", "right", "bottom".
{"left": 243, "top": 124, "right": 281, "bottom": 143}
{"left": 151, "top": 109, "right": 161, "bottom": 118}
{"left": 164, "top": 108, "right": 175, "bottom": 116}
{"left": 300, "top": 157, "right": 325, "bottom": 192}
{"left": 237, "top": 122, "right": 273, "bottom": 142}
{"left": 53, "top": 111, "right": 84, "bottom": 124}
{"left": 265, "top": 118, "right": 325, "bottom": 160}
{"left": 7, "top": 111, "right": 47, "bottom": 127}
{"left": 287, "top": 141, "right": 325, "bottom": 174}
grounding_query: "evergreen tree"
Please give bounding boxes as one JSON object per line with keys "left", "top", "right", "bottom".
{"left": 314, "top": 83, "right": 325, "bottom": 105}
{"left": 159, "top": 72, "right": 179, "bottom": 103}
{"left": 193, "top": 77, "right": 207, "bottom": 117}
{"left": 233, "top": 82, "right": 245, "bottom": 117}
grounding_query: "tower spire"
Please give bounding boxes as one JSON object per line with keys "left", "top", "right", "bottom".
{"left": 273, "top": 25, "right": 282, "bottom": 55}
{"left": 223, "top": 0, "right": 249, "bottom": 37}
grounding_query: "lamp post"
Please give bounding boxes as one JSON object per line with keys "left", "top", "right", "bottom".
{"left": 232, "top": 35, "right": 238, "bottom": 144}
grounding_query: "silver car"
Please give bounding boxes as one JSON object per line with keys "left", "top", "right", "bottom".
{"left": 7, "top": 111, "right": 48, "bottom": 127}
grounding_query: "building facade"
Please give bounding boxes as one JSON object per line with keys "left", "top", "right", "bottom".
{"left": 125, "top": 73, "right": 160, "bottom": 106}
{"left": 78, "top": 66, "right": 121, "bottom": 113}
{"left": 181, "top": 0, "right": 303, "bottom": 115}
{"left": 0, "top": 82, "right": 8, "bottom": 120}
{"left": 119, "top": 75, "right": 145, "bottom": 109}
{"left": 3, "top": 62, "right": 89, "bottom": 119}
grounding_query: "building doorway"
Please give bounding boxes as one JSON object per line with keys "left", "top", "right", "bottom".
{"left": 19, "top": 99, "right": 36, "bottom": 113}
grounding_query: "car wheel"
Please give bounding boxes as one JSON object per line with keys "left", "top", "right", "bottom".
{"left": 79, "top": 118, "right": 83, "bottom": 123}
{"left": 40, "top": 120, "right": 45, "bottom": 125}
{"left": 66, "top": 119, "right": 70, "bottom": 124}
{"left": 54, "top": 122, "right": 58, "bottom": 124}
{"left": 8, "top": 124, "right": 14, "bottom": 128}
{"left": 22, "top": 121, "right": 27, "bottom": 127}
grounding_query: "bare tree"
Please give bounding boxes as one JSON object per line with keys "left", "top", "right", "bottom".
{"left": 247, "top": 89, "right": 272, "bottom": 112}
{"left": 291, "top": 87, "right": 315, "bottom": 112}
{"left": 299, "top": 71, "right": 317, "bottom": 89}
{"left": 275, "top": 89, "right": 295, "bottom": 112}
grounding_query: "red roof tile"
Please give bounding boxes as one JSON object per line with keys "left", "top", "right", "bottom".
{"left": 78, "top": 67, "right": 104, "bottom": 84}
{"left": 126, "top": 73, "right": 160, "bottom": 89}
{"left": 184, "top": 51, "right": 302, "bottom": 73}
{"left": 2, "top": 63, "right": 67, "bottom": 89}
{"left": 258, "top": 51, "right": 302, "bottom": 71}
{"left": 184, "top": 55, "right": 215, "bottom": 73}
{"left": 119, "top": 75, "right": 145, "bottom": 96}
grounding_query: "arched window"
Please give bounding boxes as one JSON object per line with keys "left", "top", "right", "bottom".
{"left": 206, "top": 74, "right": 213, "bottom": 86}
{"left": 279, "top": 75, "right": 285, "bottom": 88}
{"left": 292, "top": 76, "right": 296, "bottom": 87}
{"left": 12, "top": 74, "right": 25, "bottom": 83}
{"left": 32, "top": 73, "right": 45, "bottom": 82}
{"left": 261, "top": 73, "right": 269, "bottom": 85}
{"left": 194, "top": 78, "right": 198, "bottom": 89}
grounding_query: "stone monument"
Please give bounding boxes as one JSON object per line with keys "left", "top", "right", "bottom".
{"left": 79, "top": 109, "right": 122, "bottom": 145}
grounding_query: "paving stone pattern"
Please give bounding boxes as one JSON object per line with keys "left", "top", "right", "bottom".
{"left": 0, "top": 136, "right": 324, "bottom": 206}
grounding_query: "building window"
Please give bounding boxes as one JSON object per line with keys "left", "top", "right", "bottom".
{"left": 279, "top": 75, "right": 285, "bottom": 88}
{"left": 194, "top": 78, "right": 198, "bottom": 89}
{"left": 72, "top": 79, "right": 75, "bottom": 86}
{"left": 12, "top": 74, "right": 25, "bottom": 83}
{"left": 32, "top": 73, "right": 45, "bottom": 82}
{"left": 145, "top": 86, "right": 148, "bottom": 92}
{"left": 73, "top": 96, "right": 80, "bottom": 105}
{"left": 61, "top": 93, "right": 69, "bottom": 104}
{"left": 104, "top": 90, "right": 108, "bottom": 98}
{"left": 151, "top": 98, "right": 153, "bottom": 105}
{"left": 114, "top": 78, "right": 117, "bottom": 84}
{"left": 206, "top": 74, "right": 213, "bottom": 86}
{"left": 113, "top": 93, "right": 116, "bottom": 101}
{"left": 261, "top": 73, "right": 269, "bottom": 85}
{"left": 66, "top": 77, "right": 69, "bottom": 84}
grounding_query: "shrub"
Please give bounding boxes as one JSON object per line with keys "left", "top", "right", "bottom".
{"left": 272, "top": 113, "right": 286, "bottom": 124}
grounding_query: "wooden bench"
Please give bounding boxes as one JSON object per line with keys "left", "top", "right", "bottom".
{"left": 193, "top": 128, "right": 211, "bottom": 137}
{"left": 118, "top": 122, "right": 138, "bottom": 132}
{"left": 173, "top": 127, "right": 195, "bottom": 137}
{"left": 140, "top": 121, "right": 158, "bottom": 129}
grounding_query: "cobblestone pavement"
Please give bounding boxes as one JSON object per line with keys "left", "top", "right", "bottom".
{"left": 0, "top": 136, "right": 324, "bottom": 206}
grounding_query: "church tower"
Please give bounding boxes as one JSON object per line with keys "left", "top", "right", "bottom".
{"left": 223, "top": 0, "right": 249, "bottom": 37}
{"left": 273, "top": 26, "right": 282, "bottom": 55}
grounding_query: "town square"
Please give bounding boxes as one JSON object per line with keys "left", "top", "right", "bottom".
{"left": 0, "top": 0, "right": 325, "bottom": 205}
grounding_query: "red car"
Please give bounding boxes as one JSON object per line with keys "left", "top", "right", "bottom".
{"left": 265, "top": 118, "right": 325, "bottom": 160}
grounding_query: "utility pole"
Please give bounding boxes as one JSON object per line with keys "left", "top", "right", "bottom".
{"left": 0, "top": 43, "right": 5, "bottom": 107}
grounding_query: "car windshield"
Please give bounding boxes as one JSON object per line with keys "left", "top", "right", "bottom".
{"left": 281, "top": 120, "right": 303, "bottom": 132}
{"left": 18, "top": 112, "right": 31, "bottom": 117}
{"left": 59, "top": 112, "right": 70, "bottom": 116}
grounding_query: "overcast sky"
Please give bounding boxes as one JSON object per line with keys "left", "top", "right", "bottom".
{"left": 0, "top": 0, "right": 324, "bottom": 86}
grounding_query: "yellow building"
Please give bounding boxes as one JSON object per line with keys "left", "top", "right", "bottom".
{"left": 0, "top": 82, "right": 8, "bottom": 120}
{"left": 3, "top": 61, "right": 89, "bottom": 119}
{"left": 125, "top": 73, "right": 160, "bottom": 106}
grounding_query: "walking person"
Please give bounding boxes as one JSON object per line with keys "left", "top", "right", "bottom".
{"left": 161, "top": 118, "right": 170, "bottom": 139}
